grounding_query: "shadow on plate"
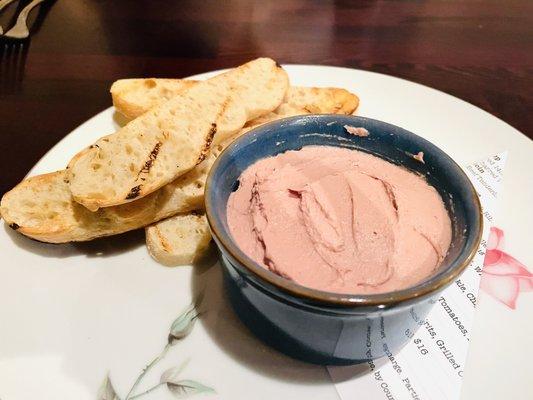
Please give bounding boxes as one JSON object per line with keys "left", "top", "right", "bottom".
{"left": 329, "top": 358, "right": 388, "bottom": 383}
{"left": 3, "top": 222, "right": 145, "bottom": 259}
{"left": 190, "top": 247, "right": 375, "bottom": 384}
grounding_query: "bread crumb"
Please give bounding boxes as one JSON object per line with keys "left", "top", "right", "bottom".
{"left": 344, "top": 125, "right": 369, "bottom": 137}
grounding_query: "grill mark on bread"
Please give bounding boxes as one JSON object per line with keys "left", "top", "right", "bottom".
{"left": 126, "top": 185, "right": 142, "bottom": 200}
{"left": 197, "top": 123, "right": 216, "bottom": 164}
{"left": 137, "top": 142, "right": 162, "bottom": 178}
{"left": 196, "top": 96, "right": 230, "bottom": 163}
{"left": 154, "top": 226, "right": 172, "bottom": 253}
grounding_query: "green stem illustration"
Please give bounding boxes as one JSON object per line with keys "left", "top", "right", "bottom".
{"left": 124, "top": 344, "right": 171, "bottom": 400}
{"left": 129, "top": 382, "right": 166, "bottom": 399}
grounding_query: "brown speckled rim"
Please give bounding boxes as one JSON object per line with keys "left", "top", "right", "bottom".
{"left": 205, "top": 116, "right": 483, "bottom": 309}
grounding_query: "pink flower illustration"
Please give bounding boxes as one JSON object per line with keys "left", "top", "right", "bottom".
{"left": 486, "top": 226, "right": 504, "bottom": 251}
{"left": 481, "top": 227, "right": 532, "bottom": 309}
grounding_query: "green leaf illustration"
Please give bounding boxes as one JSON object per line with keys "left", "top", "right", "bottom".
{"left": 168, "top": 292, "right": 204, "bottom": 345}
{"left": 97, "top": 374, "right": 121, "bottom": 400}
{"left": 167, "top": 380, "right": 215, "bottom": 399}
{"left": 159, "top": 362, "right": 188, "bottom": 384}
{"left": 160, "top": 366, "right": 213, "bottom": 399}
{"left": 168, "top": 307, "right": 198, "bottom": 344}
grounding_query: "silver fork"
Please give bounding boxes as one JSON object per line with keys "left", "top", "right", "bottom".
{"left": 4, "top": 0, "right": 46, "bottom": 39}
{"left": 0, "top": 39, "right": 29, "bottom": 95}
{"left": 0, "top": 0, "right": 18, "bottom": 35}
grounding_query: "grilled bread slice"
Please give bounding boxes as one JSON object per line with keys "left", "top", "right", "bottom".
{"left": 67, "top": 58, "right": 289, "bottom": 211}
{"left": 0, "top": 170, "right": 208, "bottom": 243}
{"left": 145, "top": 212, "right": 211, "bottom": 266}
{"left": 284, "top": 86, "right": 359, "bottom": 115}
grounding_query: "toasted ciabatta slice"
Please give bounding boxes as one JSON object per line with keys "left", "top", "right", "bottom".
{"left": 0, "top": 85, "right": 357, "bottom": 244}
{"left": 145, "top": 212, "right": 211, "bottom": 266}
{"left": 0, "top": 170, "right": 208, "bottom": 243}
{"left": 112, "top": 80, "right": 359, "bottom": 122}
{"left": 284, "top": 86, "right": 359, "bottom": 115}
{"left": 67, "top": 58, "right": 289, "bottom": 211}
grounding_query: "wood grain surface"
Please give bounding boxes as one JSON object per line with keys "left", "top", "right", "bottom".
{"left": 0, "top": 0, "right": 531, "bottom": 197}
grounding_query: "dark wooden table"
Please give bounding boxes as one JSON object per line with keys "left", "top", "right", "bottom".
{"left": 0, "top": 0, "right": 531, "bottom": 197}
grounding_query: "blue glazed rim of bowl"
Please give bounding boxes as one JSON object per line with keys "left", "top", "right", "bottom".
{"left": 205, "top": 115, "right": 483, "bottom": 308}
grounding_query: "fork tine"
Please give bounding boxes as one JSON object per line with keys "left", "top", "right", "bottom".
{"left": 0, "top": 40, "right": 30, "bottom": 95}
{"left": 5, "top": 42, "right": 14, "bottom": 94}
{"left": 9, "top": 43, "right": 20, "bottom": 92}
{"left": 16, "top": 41, "right": 29, "bottom": 85}
{"left": 0, "top": 42, "right": 8, "bottom": 95}
{"left": 0, "top": 42, "right": 6, "bottom": 69}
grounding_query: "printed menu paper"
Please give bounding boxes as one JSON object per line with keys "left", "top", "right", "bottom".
{"left": 328, "top": 153, "right": 507, "bottom": 400}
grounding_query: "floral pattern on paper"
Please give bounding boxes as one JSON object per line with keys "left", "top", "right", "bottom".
{"left": 481, "top": 227, "right": 532, "bottom": 309}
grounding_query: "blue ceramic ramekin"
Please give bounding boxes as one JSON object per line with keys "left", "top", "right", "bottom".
{"left": 205, "top": 115, "right": 482, "bottom": 365}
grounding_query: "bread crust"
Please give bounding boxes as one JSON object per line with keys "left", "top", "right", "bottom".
{"left": 145, "top": 213, "right": 211, "bottom": 266}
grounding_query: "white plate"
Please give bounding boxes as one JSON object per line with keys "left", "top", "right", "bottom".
{"left": 0, "top": 65, "right": 531, "bottom": 400}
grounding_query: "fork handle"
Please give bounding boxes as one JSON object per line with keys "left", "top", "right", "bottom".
{"left": 0, "top": 0, "right": 18, "bottom": 34}
{"left": 16, "top": 0, "right": 46, "bottom": 21}
{"left": 4, "top": 0, "right": 46, "bottom": 38}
